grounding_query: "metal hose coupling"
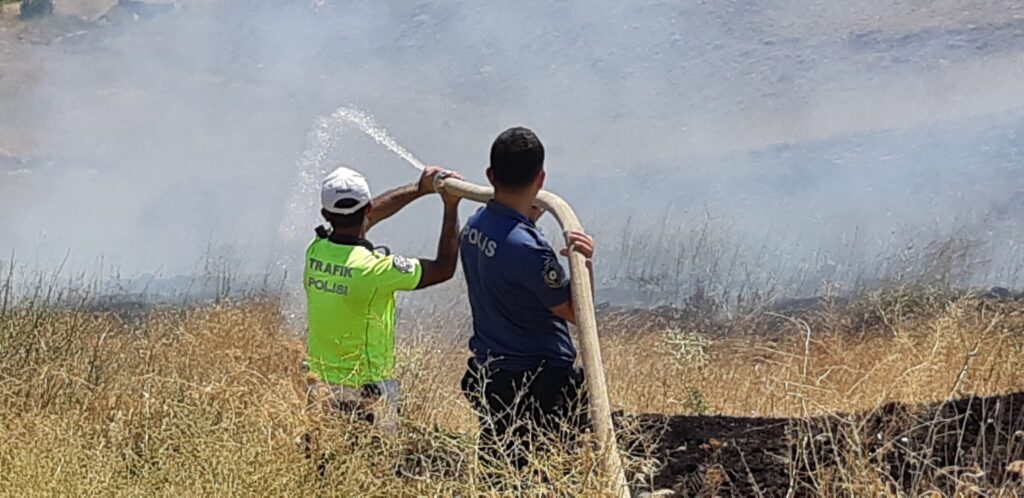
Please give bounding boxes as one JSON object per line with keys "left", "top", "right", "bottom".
{"left": 432, "top": 170, "right": 455, "bottom": 193}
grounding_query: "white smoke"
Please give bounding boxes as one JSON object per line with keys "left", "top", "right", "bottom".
{"left": 1, "top": 0, "right": 1022, "bottom": 298}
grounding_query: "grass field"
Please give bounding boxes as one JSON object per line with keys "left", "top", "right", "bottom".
{"left": 1, "top": 274, "right": 1022, "bottom": 496}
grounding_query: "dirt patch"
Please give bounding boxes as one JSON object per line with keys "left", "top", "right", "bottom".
{"left": 1, "top": 3, "right": 20, "bottom": 20}
{"left": 625, "top": 391, "right": 1024, "bottom": 496}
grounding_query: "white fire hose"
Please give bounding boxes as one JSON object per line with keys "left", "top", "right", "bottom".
{"left": 436, "top": 176, "right": 630, "bottom": 498}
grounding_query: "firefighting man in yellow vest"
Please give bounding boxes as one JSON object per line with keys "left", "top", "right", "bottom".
{"left": 304, "top": 165, "right": 461, "bottom": 431}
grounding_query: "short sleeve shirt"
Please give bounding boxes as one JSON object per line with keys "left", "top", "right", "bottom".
{"left": 304, "top": 238, "right": 422, "bottom": 386}
{"left": 459, "top": 201, "right": 577, "bottom": 371}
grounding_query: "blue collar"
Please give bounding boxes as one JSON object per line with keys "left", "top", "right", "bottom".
{"left": 486, "top": 200, "right": 534, "bottom": 226}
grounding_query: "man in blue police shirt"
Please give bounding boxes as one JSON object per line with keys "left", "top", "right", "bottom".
{"left": 459, "top": 126, "right": 596, "bottom": 467}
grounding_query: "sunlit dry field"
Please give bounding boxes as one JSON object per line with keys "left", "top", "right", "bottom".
{"left": 2, "top": 276, "right": 1022, "bottom": 496}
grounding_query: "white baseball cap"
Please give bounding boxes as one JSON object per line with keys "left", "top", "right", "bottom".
{"left": 321, "top": 166, "right": 372, "bottom": 215}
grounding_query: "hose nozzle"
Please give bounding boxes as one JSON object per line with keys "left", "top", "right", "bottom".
{"left": 433, "top": 170, "right": 454, "bottom": 193}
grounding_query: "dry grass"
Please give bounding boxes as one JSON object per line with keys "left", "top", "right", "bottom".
{"left": 1, "top": 281, "right": 1022, "bottom": 496}
{"left": 603, "top": 296, "right": 1024, "bottom": 418}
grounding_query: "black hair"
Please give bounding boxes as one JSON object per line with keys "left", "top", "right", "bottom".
{"left": 489, "top": 127, "right": 544, "bottom": 189}
{"left": 321, "top": 198, "right": 369, "bottom": 228}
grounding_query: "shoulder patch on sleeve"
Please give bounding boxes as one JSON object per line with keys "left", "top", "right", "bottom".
{"left": 542, "top": 254, "right": 566, "bottom": 289}
{"left": 392, "top": 255, "right": 415, "bottom": 274}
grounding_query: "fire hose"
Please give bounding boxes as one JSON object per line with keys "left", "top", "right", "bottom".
{"left": 435, "top": 176, "right": 630, "bottom": 498}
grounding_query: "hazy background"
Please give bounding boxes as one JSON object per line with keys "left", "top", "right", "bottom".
{"left": 2, "top": 0, "right": 1023, "bottom": 305}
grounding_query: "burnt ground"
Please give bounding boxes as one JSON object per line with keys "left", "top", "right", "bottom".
{"left": 624, "top": 391, "right": 1024, "bottom": 496}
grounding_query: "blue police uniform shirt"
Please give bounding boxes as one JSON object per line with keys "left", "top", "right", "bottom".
{"left": 460, "top": 200, "right": 577, "bottom": 371}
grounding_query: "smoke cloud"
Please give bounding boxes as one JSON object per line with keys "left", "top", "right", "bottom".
{"left": 2, "top": 0, "right": 1023, "bottom": 300}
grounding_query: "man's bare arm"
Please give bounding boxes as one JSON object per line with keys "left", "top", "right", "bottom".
{"left": 416, "top": 179, "right": 462, "bottom": 289}
{"left": 549, "top": 231, "right": 596, "bottom": 325}
{"left": 365, "top": 167, "right": 444, "bottom": 231}
{"left": 365, "top": 183, "right": 423, "bottom": 230}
